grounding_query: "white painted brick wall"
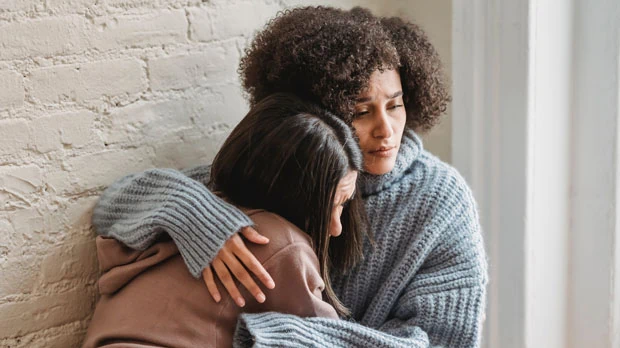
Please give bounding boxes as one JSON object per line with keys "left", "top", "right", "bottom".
{"left": 0, "top": 0, "right": 374, "bottom": 346}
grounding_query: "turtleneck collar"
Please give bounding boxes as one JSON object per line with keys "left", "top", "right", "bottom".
{"left": 358, "top": 129, "right": 423, "bottom": 196}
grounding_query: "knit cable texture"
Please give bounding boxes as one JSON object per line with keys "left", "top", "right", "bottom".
{"left": 92, "top": 129, "right": 488, "bottom": 347}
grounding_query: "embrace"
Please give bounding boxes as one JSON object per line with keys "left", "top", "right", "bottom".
{"left": 82, "top": 6, "right": 488, "bottom": 348}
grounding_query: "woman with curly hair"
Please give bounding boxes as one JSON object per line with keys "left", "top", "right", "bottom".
{"left": 93, "top": 6, "right": 488, "bottom": 348}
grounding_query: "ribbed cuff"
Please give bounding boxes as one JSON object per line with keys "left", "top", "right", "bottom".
{"left": 94, "top": 168, "right": 253, "bottom": 279}
{"left": 234, "top": 313, "right": 337, "bottom": 348}
{"left": 234, "top": 313, "right": 303, "bottom": 348}
{"left": 153, "top": 175, "right": 254, "bottom": 278}
{"left": 233, "top": 312, "right": 432, "bottom": 348}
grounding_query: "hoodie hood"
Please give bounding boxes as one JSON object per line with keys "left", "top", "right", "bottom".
{"left": 96, "top": 236, "right": 179, "bottom": 294}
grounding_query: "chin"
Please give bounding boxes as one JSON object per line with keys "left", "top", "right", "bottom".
{"left": 364, "top": 161, "right": 396, "bottom": 175}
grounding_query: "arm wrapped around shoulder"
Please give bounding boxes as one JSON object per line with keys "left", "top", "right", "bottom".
{"left": 92, "top": 166, "right": 253, "bottom": 278}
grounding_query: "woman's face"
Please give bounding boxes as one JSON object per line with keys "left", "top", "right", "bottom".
{"left": 329, "top": 170, "right": 358, "bottom": 237}
{"left": 352, "top": 69, "right": 407, "bottom": 175}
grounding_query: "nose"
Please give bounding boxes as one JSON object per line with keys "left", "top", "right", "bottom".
{"left": 371, "top": 110, "right": 394, "bottom": 139}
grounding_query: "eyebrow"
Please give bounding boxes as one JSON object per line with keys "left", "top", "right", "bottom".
{"left": 356, "top": 91, "right": 403, "bottom": 103}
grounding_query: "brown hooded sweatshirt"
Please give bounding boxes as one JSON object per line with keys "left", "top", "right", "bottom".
{"left": 82, "top": 209, "right": 338, "bottom": 348}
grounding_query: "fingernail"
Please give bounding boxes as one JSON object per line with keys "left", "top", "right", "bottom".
{"left": 257, "top": 294, "right": 266, "bottom": 303}
{"left": 267, "top": 280, "right": 275, "bottom": 289}
{"left": 238, "top": 298, "right": 245, "bottom": 307}
{"left": 214, "top": 295, "right": 221, "bottom": 303}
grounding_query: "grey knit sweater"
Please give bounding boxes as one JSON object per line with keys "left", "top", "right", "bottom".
{"left": 92, "top": 129, "right": 488, "bottom": 348}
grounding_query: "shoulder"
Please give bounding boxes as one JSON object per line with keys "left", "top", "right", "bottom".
{"left": 408, "top": 149, "right": 478, "bottom": 216}
{"left": 405, "top": 152, "right": 486, "bottom": 271}
{"left": 388, "top": 149, "right": 480, "bottom": 246}
{"left": 244, "top": 210, "right": 314, "bottom": 264}
{"left": 413, "top": 151, "right": 483, "bottom": 250}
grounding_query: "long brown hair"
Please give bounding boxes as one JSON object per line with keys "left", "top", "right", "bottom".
{"left": 209, "top": 93, "right": 367, "bottom": 316}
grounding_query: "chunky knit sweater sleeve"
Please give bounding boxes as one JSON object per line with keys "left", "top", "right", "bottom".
{"left": 233, "top": 181, "right": 487, "bottom": 348}
{"left": 91, "top": 165, "right": 253, "bottom": 278}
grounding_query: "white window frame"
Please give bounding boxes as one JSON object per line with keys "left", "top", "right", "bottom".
{"left": 452, "top": 0, "right": 620, "bottom": 347}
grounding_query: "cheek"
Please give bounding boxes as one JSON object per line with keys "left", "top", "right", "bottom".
{"left": 397, "top": 110, "right": 407, "bottom": 128}
{"left": 352, "top": 120, "right": 372, "bottom": 150}
{"left": 392, "top": 112, "right": 407, "bottom": 138}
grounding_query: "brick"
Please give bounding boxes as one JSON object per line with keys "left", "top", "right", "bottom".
{"left": 30, "top": 59, "right": 145, "bottom": 104}
{"left": 0, "top": 255, "right": 39, "bottom": 298}
{"left": 0, "top": 16, "right": 89, "bottom": 60}
{"left": 42, "top": 196, "right": 98, "bottom": 235}
{"left": 0, "top": 165, "right": 42, "bottom": 196}
{"left": 153, "top": 129, "right": 228, "bottom": 169}
{"left": 0, "top": 218, "right": 13, "bottom": 259}
{"left": 40, "top": 241, "right": 98, "bottom": 285}
{"left": 0, "top": 10, "right": 186, "bottom": 60}
{"left": 159, "top": 0, "right": 203, "bottom": 8}
{"left": 0, "top": 321, "right": 89, "bottom": 348}
{"left": 148, "top": 42, "right": 239, "bottom": 91}
{"left": 0, "top": 287, "right": 96, "bottom": 337}
{"left": 46, "top": 329, "right": 89, "bottom": 348}
{"left": 199, "top": 84, "right": 249, "bottom": 125}
{"left": 4, "top": 198, "right": 94, "bottom": 248}
{"left": 0, "top": 71, "right": 25, "bottom": 110}
{"left": 102, "top": 99, "right": 193, "bottom": 145}
{"left": 45, "top": 0, "right": 98, "bottom": 13}
{"left": 0, "top": 0, "right": 44, "bottom": 12}
{"left": 43, "top": 168, "right": 72, "bottom": 196}
{"left": 31, "top": 111, "right": 97, "bottom": 153}
{"left": 0, "top": 166, "right": 42, "bottom": 211}
{"left": 93, "top": 9, "right": 188, "bottom": 51}
{"left": 0, "top": 188, "right": 9, "bottom": 209}
{"left": 9, "top": 208, "right": 44, "bottom": 239}
{"left": 206, "top": 2, "right": 280, "bottom": 40}
{"left": 106, "top": 0, "right": 158, "bottom": 8}
{"left": 4, "top": 319, "right": 89, "bottom": 346}
{"left": 103, "top": 84, "right": 247, "bottom": 145}
{"left": 63, "top": 147, "right": 154, "bottom": 192}
{"left": 187, "top": 6, "right": 213, "bottom": 42}
{"left": 0, "top": 119, "right": 30, "bottom": 156}
{"left": 63, "top": 196, "right": 97, "bottom": 230}
{"left": 107, "top": 0, "right": 202, "bottom": 9}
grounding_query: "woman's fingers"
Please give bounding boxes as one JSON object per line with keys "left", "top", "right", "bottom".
{"left": 205, "top": 232, "right": 275, "bottom": 306}
{"left": 231, "top": 237, "right": 275, "bottom": 289}
{"left": 240, "top": 226, "right": 270, "bottom": 244}
{"left": 218, "top": 249, "right": 267, "bottom": 304}
{"left": 212, "top": 257, "right": 246, "bottom": 307}
{"left": 202, "top": 266, "right": 221, "bottom": 303}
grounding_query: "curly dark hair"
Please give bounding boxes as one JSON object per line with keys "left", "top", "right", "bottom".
{"left": 238, "top": 6, "right": 450, "bottom": 132}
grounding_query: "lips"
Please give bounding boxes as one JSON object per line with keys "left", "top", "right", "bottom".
{"left": 368, "top": 146, "right": 397, "bottom": 158}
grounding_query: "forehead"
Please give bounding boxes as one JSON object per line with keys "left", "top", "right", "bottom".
{"left": 358, "top": 69, "right": 403, "bottom": 97}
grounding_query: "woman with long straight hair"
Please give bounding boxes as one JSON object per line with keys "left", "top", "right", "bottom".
{"left": 82, "top": 93, "right": 366, "bottom": 347}
{"left": 92, "top": 6, "right": 488, "bottom": 348}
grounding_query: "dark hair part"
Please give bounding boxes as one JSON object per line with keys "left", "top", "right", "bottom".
{"left": 239, "top": 6, "right": 450, "bottom": 132}
{"left": 209, "top": 93, "right": 367, "bottom": 316}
